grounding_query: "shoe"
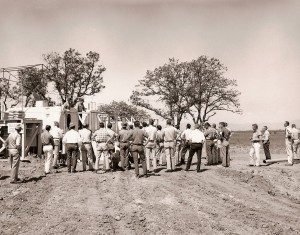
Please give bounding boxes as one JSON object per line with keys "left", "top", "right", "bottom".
{"left": 153, "top": 169, "right": 158, "bottom": 173}
{"left": 144, "top": 175, "right": 149, "bottom": 178}
{"left": 71, "top": 170, "right": 77, "bottom": 173}
{"left": 197, "top": 170, "right": 201, "bottom": 173}
{"left": 53, "top": 165, "right": 58, "bottom": 169}
{"left": 185, "top": 169, "right": 189, "bottom": 171}
{"left": 118, "top": 167, "right": 125, "bottom": 171}
{"left": 285, "top": 163, "right": 293, "bottom": 166}
{"left": 136, "top": 175, "right": 140, "bottom": 179}
{"left": 165, "top": 169, "right": 173, "bottom": 173}
{"left": 248, "top": 164, "right": 254, "bottom": 167}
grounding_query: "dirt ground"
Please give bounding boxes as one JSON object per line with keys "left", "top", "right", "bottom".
{"left": 0, "top": 149, "right": 300, "bottom": 235}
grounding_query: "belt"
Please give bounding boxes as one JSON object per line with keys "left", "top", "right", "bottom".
{"left": 252, "top": 140, "right": 260, "bottom": 143}
{"left": 83, "top": 142, "right": 91, "bottom": 144}
{"left": 8, "top": 148, "right": 18, "bottom": 150}
{"left": 206, "top": 138, "right": 214, "bottom": 140}
{"left": 120, "top": 141, "right": 129, "bottom": 143}
{"left": 132, "top": 143, "right": 143, "bottom": 146}
{"left": 191, "top": 142, "right": 202, "bottom": 144}
{"left": 96, "top": 142, "right": 106, "bottom": 144}
{"left": 53, "top": 138, "right": 60, "bottom": 140}
{"left": 43, "top": 144, "right": 52, "bottom": 146}
{"left": 164, "top": 140, "right": 174, "bottom": 142}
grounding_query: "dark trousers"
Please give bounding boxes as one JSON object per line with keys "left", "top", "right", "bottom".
{"left": 66, "top": 143, "right": 79, "bottom": 172}
{"left": 120, "top": 143, "right": 130, "bottom": 169}
{"left": 186, "top": 143, "right": 203, "bottom": 171}
{"left": 263, "top": 141, "right": 271, "bottom": 160}
{"left": 111, "top": 150, "right": 121, "bottom": 170}
{"left": 180, "top": 142, "right": 190, "bottom": 163}
{"left": 131, "top": 145, "right": 147, "bottom": 176}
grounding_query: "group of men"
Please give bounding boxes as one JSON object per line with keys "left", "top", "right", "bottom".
{"left": 249, "top": 121, "right": 299, "bottom": 167}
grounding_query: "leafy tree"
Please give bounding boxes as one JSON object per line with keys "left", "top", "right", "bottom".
{"left": 0, "top": 76, "right": 20, "bottom": 109}
{"left": 98, "top": 101, "right": 150, "bottom": 121}
{"left": 43, "top": 48, "right": 106, "bottom": 106}
{"left": 130, "top": 58, "right": 191, "bottom": 125}
{"left": 187, "top": 56, "right": 242, "bottom": 123}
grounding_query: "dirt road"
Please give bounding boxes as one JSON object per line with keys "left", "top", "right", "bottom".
{"left": 1, "top": 153, "right": 300, "bottom": 235}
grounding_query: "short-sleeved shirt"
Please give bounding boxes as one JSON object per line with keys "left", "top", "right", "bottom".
{"left": 285, "top": 126, "right": 292, "bottom": 138}
{"left": 145, "top": 125, "right": 157, "bottom": 142}
{"left": 41, "top": 130, "right": 54, "bottom": 145}
{"left": 130, "top": 127, "right": 148, "bottom": 145}
{"left": 181, "top": 129, "right": 193, "bottom": 141}
{"left": 204, "top": 127, "right": 217, "bottom": 140}
{"left": 50, "top": 126, "right": 63, "bottom": 139}
{"left": 162, "top": 125, "right": 177, "bottom": 142}
{"left": 118, "top": 129, "right": 131, "bottom": 143}
{"left": 92, "top": 128, "right": 111, "bottom": 143}
{"left": 252, "top": 130, "right": 261, "bottom": 141}
{"left": 291, "top": 128, "right": 300, "bottom": 140}
{"left": 156, "top": 130, "right": 164, "bottom": 143}
{"left": 219, "top": 127, "right": 231, "bottom": 141}
{"left": 79, "top": 128, "right": 92, "bottom": 143}
{"left": 107, "top": 128, "right": 117, "bottom": 144}
{"left": 63, "top": 129, "right": 82, "bottom": 145}
{"left": 5, "top": 131, "right": 21, "bottom": 150}
{"left": 188, "top": 129, "right": 206, "bottom": 143}
{"left": 262, "top": 130, "right": 270, "bottom": 141}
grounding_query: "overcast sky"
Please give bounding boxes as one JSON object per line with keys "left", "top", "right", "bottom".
{"left": 0, "top": 0, "right": 299, "bottom": 124}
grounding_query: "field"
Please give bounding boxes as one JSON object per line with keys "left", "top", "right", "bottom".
{"left": 1, "top": 131, "right": 300, "bottom": 235}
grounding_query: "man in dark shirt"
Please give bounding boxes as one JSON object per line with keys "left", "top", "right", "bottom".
{"left": 129, "top": 121, "right": 149, "bottom": 178}
{"left": 118, "top": 123, "right": 131, "bottom": 170}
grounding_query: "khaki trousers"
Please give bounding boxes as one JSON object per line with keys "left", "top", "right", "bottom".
{"left": 145, "top": 142, "right": 156, "bottom": 171}
{"left": 43, "top": 145, "right": 53, "bottom": 173}
{"left": 164, "top": 141, "right": 175, "bottom": 170}
{"left": 286, "top": 139, "right": 293, "bottom": 164}
{"left": 249, "top": 143, "right": 260, "bottom": 166}
{"left": 8, "top": 149, "right": 20, "bottom": 181}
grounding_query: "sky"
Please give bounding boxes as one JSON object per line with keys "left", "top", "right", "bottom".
{"left": 0, "top": 0, "right": 299, "bottom": 126}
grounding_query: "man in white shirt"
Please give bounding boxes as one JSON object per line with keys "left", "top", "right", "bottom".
{"left": 291, "top": 124, "right": 300, "bottom": 160}
{"left": 249, "top": 124, "right": 262, "bottom": 167}
{"left": 50, "top": 121, "right": 64, "bottom": 169}
{"left": 261, "top": 126, "right": 271, "bottom": 160}
{"left": 284, "top": 121, "right": 293, "bottom": 166}
{"left": 185, "top": 123, "right": 206, "bottom": 173}
{"left": 79, "top": 123, "right": 94, "bottom": 171}
{"left": 145, "top": 119, "right": 157, "bottom": 172}
{"left": 179, "top": 123, "right": 193, "bottom": 165}
{"left": 62, "top": 123, "right": 82, "bottom": 173}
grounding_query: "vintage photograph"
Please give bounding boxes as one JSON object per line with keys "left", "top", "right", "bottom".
{"left": 0, "top": 0, "right": 299, "bottom": 234}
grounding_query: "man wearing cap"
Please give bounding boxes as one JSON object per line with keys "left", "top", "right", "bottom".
{"left": 129, "top": 120, "right": 148, "bottom": 178}
{"left": 261, "top": 126, "right": 271, "bottom": 160}
{"left": 41, "top": 125, "right": 54, "bottom": 175}
{"left": 204, "top": 122, "right": 218, "bottom": 165}
{"left": 50, "top": 121, "right": 64, "bottom": 169}
{"left": 79, "top": 123, "right": 94, "bottom": 171}
{"left": 118, "top": 123, "right": 131, "bottom": 170}
{"left": 162, "top": 119, "right": 177, "bottom": 172}
{"left": 291, "top": 124, "right": 300, "bottom": 161}
{"left": 92, "top": 122, "right": 113, "bottom": 173}
{"left": 185, "top": 123, "right": 206, "bottom": 173}
{"left": 179, "top": 124, "right": 193, "bottom": 166}
{"left": 249, "top": 124, "right": 261, "bottom": 167}
{"left": 5, "top": 124, "right": 23, "bottom": 183}
{"left": 62, "top": 123, "right": 82, "bottom": 173}
{"left": 218, "top": 122, "right": 231, "bottom": 167}
{"left": 145, "top": 119, "right": 157, "bottom": 172}
{"left": 284, "top": 121, "right": 293, "bottom": 166}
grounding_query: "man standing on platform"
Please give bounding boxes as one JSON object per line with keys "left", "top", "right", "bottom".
{"left": 261, "top": 126, "right": 271, "bottom": 160}
{"left": 162, "top": 119, "right": 177, "bottom": 172}
{"left": 62, "top": 123, "right": 82, "bottom": 173}
{"left": 41, "top": 125, "right": 54, "bottom": 175}
{"left": 5, "top": 124, "right": 23, "bottom": 183}
{"left": 179, "top": 123, "right": 193, "bottom": 165}
{"left": 145, "top": 119, "right": 157, "bottom": 173}
{"left": 204, "top": 122, "right": 218, "bottom": 165}
{"left": 50, "top": 121, "right": 64, "bottom": 169}
{"left": 129, "top": 121, "right": 148, "bottom": 178}
{"left": 185, "top": 124, "right": 206, "bottom": 173}
{"left": 284, "top": 121, "right": 293, "bottom": 166}
{"left": 79, "top": 123, "right": 94, "bottom": 171}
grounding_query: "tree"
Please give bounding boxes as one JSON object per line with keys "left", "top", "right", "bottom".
{"left": 187, "top": 56, "right": 242, "bottom": 123}
{"left": 98, "top": 101, "right": 150, "bottom": 121}
{"left": 18, "top": 67, "right": 48, "bottom": 106}
{"left": 130, "top": 58, "right": 191, "bottom": 125}
{"left": 43, "top": 48, "right": 106, "bottom": 106}
{"left": 0, "top": 76, "right": 20, "bottom": 109}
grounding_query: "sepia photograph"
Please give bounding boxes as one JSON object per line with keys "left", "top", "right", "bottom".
{"left": 0, "top": 0, "right": 299, "bottom": 234}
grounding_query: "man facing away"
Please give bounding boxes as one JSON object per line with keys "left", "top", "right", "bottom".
{"left": 41, "top": 125, "right": 54, "bottom": 175}
{"left": 162, "top": 119, "right": 177, "bottom": 172}
{"left": 249, "top": 124, "right": 261, "bottom": 167}
{"left": 92, "top": 122, "right": 112, "bottom": 173}
{"left": 185, "top": 123, "right": 206, "bottom": 173}
{"left": 118, "top": 123, "right": 131, "bottom": 170}
{"left": 130, "top": 121, "right": 148, "bottom": 178}
{"left": 106, "top": 123, "right": 118, "bottom": 169}
{"left": 79, "top": 123, "right": 94, "bottom": 171}
{"left": 218, "top": 122, "right": 231, "bottom": 167}
{"left": 204, "top": 122, "right": 218, "bottom": 165}
{"left": 174, "top": 124, "right": 182, "bottom": 166}
{"left": 179, "top": 123, "right": 193, "bottom": 165}
{"left": 261, "top": 126, "right": 271, "bottom": 160}
{"left": 145, "top": 119, "right": 157, "bottom": 173}
{"left": 284, "top": 121, "right": 293, "bottom": 166}
{"left": 156, "top": 125, "right": 165, "bottom": 166}
{"left": 291, "top": 124, "right": 300, "bottom": 160}
{"left": 50, "top": 121, "right": 64, "bottom": 169}
{"left": 5, "top": 124, "right": 23, "bottom": 183}
{"left": 62, "top": 122, "right": 82, "bottom": 173}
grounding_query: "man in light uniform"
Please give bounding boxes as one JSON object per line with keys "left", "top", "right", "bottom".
{"left": 162, "top": 119, "right": 177, "bottom": 172}
{"left": 156, "top": 125, "right": 165, "bottom": 166}
{"left": 284, "top": 121, "right": 293, "bottom": 166}
{"left": 50, "top": 121, "right": 63, "bottom": 169}
{"left": 41, "top": 125, "right": 54, "bottom": 175}
{"left": 261, "top": 126, "right": 271, "bottom": 160}
{"left": 92, "top": 122, "right": 112, "bottom": 173}
{"left": 79, "top": 123, "right": 94, "bottom": 171}
{"left": 145, "top": 119, "right": 157, "bottom": 172}
{"left": 179, "top": 123, "right": 193, "bottom": 165}
{"left": 204, "top": 122, "right": 218, "bottom": 165}
{"left": 106, "top": 123, "right": 118, "bottom": 169}
{"left": 5, "top": 124, "right": 22, "bottom": 183}
{"left": 174, "top": 124, "right": 182, "bottom": 166}
{"left": 291, "top": 124, "right": 300, "bottom": 160}
{"left": 249, "top": 124, "right": 261, "bottom": 167}
{"left": 218, "top": 122, "right": 231, "bottom": 167}
{"left": 185, "top": 123, "right": 206, "bottom": 173}
{"left": 118, "top": 123, "right": 131, "bottom": 170}
{"left": 62, "top": 123, "right": 82, "bottom": 173}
